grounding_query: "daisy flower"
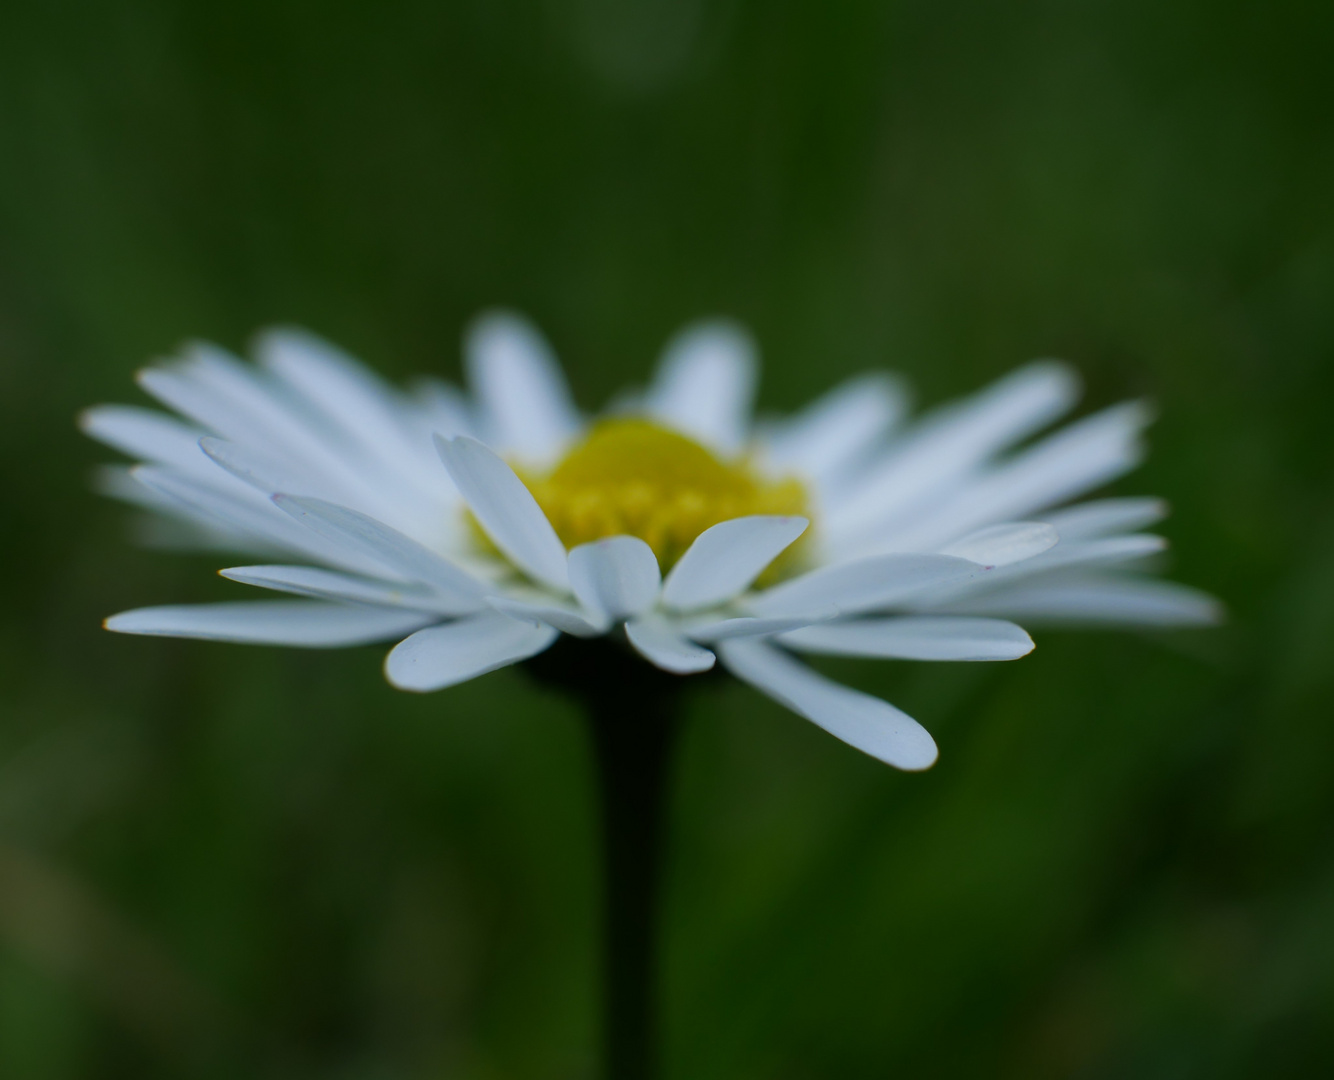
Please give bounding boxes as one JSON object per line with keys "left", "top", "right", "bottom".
{"left": 81, "top": 313, "right": 1219, "bottom": 770}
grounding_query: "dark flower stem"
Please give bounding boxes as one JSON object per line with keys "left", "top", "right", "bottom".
{"left": 526, "top": 637, "right": 694, "bottom": 1080}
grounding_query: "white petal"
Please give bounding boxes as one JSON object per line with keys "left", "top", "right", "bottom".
{"left": 748, "top": 553, "right": 987, "bottom": 619}
{"left": 257, "top": 327, "right": 440, "bottom": 494}
{"left": 434, "top": 435, "right": 570, "bottom": 592}
{"left": 943, "top": 575, "right": 1223, "bottom": 626}
{"left": 219, "top": 565, "right": 449, "bottom": 613}
{"left": 915, "top": 534, "right": 1169, "bottom": 610}
{"left": 661, "top": 516, "right": 809, "bottom": 612}
{"left": 683, "top": 612, "right": 836, "bottom": 642}
{"left": 93, "top": 465, "right": 262, "bottom": 552}
{"left": 465, "top": 311, "right": 581, "bottom": 463}
{"left": 271, "top": 495, "right": 488, "bottom": 610}
{"left": 200, "top": 438, "right": 332, "bottom": 500}
{"left": 644, "top": 320, "right": 756, "bottom": 454}
{"left": 625, "top": 617, "right": 716, "bottom": 674}
{"left": 385, "top": 611, "right": 559, "bottom": 692}
{"left": 940, "top": 522, "right": 1059, "bottom": 567}
{"left": 825, "top": 361, "right": 1080, "bottom": 542}
{"left": 877, "top": 402, "right": 1151, "bottom": 554}
{"left": 138, "top": 343, "right": 337, "bottom": 464}
{"left": 133, "top": 466, "right": 388, "bottom": 576}
{"left": 567, "top": 537, "right": 661, "bottom": 620}
{"left": 717, "top": 639, "right": 938, "bottom": 770}
{"left": 79, "top": 405, "right": 212, "bottom": 472}
{"left": 780, "top": 616, "right": 1034, "bottom": 661}
{"left": 487, "top": 595, "right": 608, "bottom": 637}
{"left": 761, "top": 373, "right": 908, "bottom": 482}
{"left": 105, "top": 601, "right": 431, "bottom": 647}
{"left": 1039, "top": 497, "right": 1168, "bottom": 540}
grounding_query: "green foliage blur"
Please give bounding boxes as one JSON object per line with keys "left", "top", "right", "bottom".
{"left": 1, "top": 0, "right": 1332, "bottom": 1076}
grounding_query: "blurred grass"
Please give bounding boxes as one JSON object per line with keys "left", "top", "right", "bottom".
{"left": 1, "top": 0, "right": 1332, "bottom": 1076}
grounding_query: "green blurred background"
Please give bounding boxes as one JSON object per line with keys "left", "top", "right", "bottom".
{"left": 2, "top": 0, "right": 1332, "bottom": 1076}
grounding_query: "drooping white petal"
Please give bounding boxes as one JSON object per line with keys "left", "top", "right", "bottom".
{"left": 748, "top": 553, "right": 987, "bottom": 619}
{"left": 1039, "top": 497, "right": 1168, "bottom": 541}
{"left": 825, "top": 361, "right": 1080, "bottom": 542}
{"left": 661, "top": 516, "right": 809, "bottom": 612}
{"left": 717, "top": 639, "right": 938, "bottom": 770}
{"left": 780, "top": 616, "right": 1034, "bottom": 661}
{"left": 682, "top": 612, "right": 836, "bottom": 643}
{"left": 625, "top": 616, "right": 716, "bottom": 674}
{"left": 567, "top": 537, "right": 661, "bottom": 621}
{"left": 105, "top": 601, "right": 432, "bottom": 647}
{"left": 219, "top": 564, "right": 449, "bottom": 613}
{"left": 487, "top": 595, "right": 609, "bottom": 637}
{"left": 941, "top": 574, "right": 1223, "bottom": 626}
{"left": 79, "top": 405, "right": 212, "bottom": 472}
{"left": 465, "top": 311, "right": 581, "bottom": 463}
{"left": 434, "top": 435, "right": 570, "bottom": 591}
{"left": 761, "top": 373, "right": 909, "bottom": 483}
{"left": 272, "top": 495, "right": 488, "bottom": 610}
{"left": 644, "top": 320, "right": 757, "bottom": 454}
{"left": 940, "top": 522, "right": 1059, "bottom": 567}
{"left": 385, "top": 611, "right": 559, "bottom": 692}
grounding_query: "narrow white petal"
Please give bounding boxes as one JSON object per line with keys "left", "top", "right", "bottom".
{"left": 385, "top": 611, "right": 559, "bottom": 692}
{"left": 1039, "top": 497, "right": 1168, "bottom": 540}
{"left": 683, "top": 612, "right": 836, "bottom": 642}
{"left": 761, "top": 373, "right": 908, "bottom": 482}
{"left": 93, "top": 465, "right": 262, "bottom": 552}
{"left": 201, "top": 438, "right": 331, "bottom": 500}
{"left": 105, "top": 601, "right": 431, "bottom": 647}
{"left": 133, "top": 466, "right": 388, "bottom": 575}
{"left": 748, "top": 553, "right": 987, "bottom": 619}
{"left": 661, "top": 516, "right": 809, "bottom": 612}
{"left": 465, "top": 311, "right": 581, "bottom": 463}
{"left": 717, "top": 639, "right": 938, "bottom": 770}
{"left": 942, "top": 575, "right": 1223, "bottom": 626}
{"left": 272, "top": 495, "right": 488, "bottom": 610}
{"left": 644, "top": 320, "right": 756, "bottom": 454}
{"left": 487, "top": 595, "right": 608, "bottom": 637}
{"left": 825, "top": 361, "right": 1080, "bottom": 541}
{"left": 780, "top": 616, "right": 1034, "bottom": 661}
{"left": 877, "top": 402, "right": 1151, "bottom": 554}
{"left": 138, "top": 344, "right": 337, "bottom": 464}
{"left": 915, "top": 534, "right": 1169, "bottom": 609}
{"left": 941, "top": 522, "right": 1059, "bottom": 567}
{"left": 219, "top": 564, "right": 448, "bottom": 613}
{"left": 79, "top": 405, "right": 211, "bottom": 471}
{"left": 257, "top": 328, "right": 433, "bottom": 480}
{"left": 625, "top": 617, "right": 716, "bottom": 674}
{"left": 567, "top": 537, "right": 661, "bottom": 620}
{"left": 434, "top": 435, "right": 570, "bottom": 592}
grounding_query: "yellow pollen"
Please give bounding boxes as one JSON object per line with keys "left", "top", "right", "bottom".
{"left": 518, "top": 419, "right": 809, "bottom": 572}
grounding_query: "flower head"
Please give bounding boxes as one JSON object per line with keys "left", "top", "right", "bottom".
{"left": 82, "top": 313, "right": 1219, "bottom": 770}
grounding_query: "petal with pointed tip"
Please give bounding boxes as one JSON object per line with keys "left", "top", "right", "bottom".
{"left": 105, "top": 601, "right": 431, "bottom": 647}
{"left": 662, "top": 516, "right": 808, "bottom": 612}
{"left": 434, "top": 435, "right": 570, "bottom": 592}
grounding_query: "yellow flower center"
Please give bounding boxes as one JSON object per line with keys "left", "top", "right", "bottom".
{"left": 521, "top": 418, "right": 809, "bottom": 572}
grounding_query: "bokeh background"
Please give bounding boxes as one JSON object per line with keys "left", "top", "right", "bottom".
{"left": 2, "top": 0, "right": 1332, "bottom": 1076}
